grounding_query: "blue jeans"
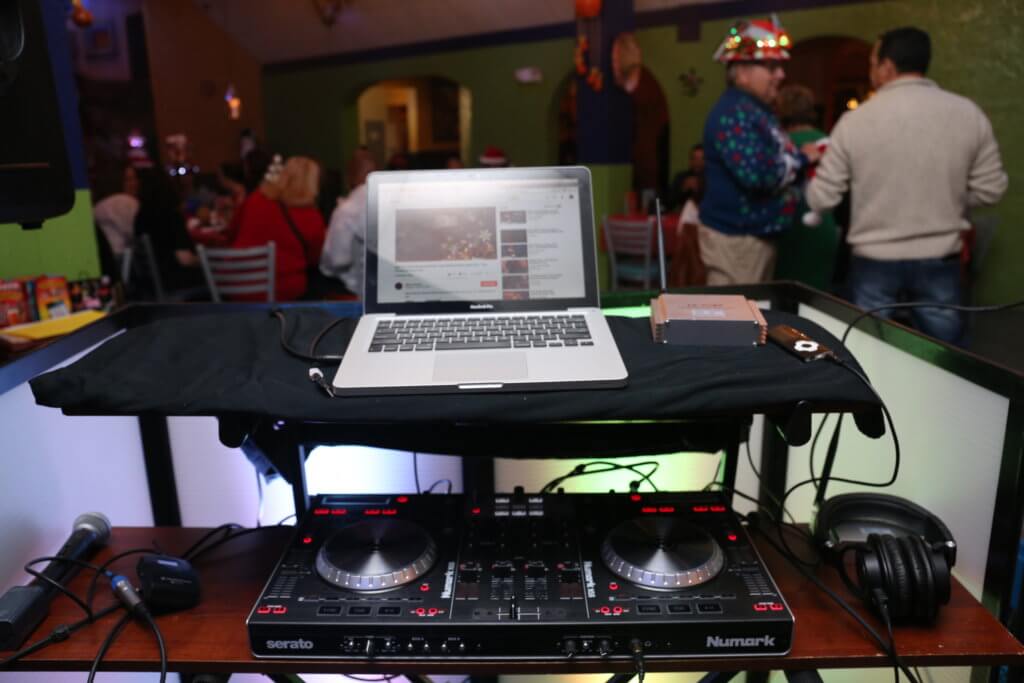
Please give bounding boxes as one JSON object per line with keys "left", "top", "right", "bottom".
{"left": 847, "top": 254, "right": 963, "bottom": 345}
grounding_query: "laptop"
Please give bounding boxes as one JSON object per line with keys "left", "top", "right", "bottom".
{"left": 331, "top": 166, "right": 629, "bottom": 396}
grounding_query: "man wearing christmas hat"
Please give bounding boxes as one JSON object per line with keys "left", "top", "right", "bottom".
{"left": 697, "top": 16, "right": 811, "bottom": 285}
{"left": 805, "top": 27, "right": 1006, "bottom": 345}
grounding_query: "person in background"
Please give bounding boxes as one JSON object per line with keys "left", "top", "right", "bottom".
{"left": 805, "top": 27, "right": 1007, "bottom": 344}
{"left": 133, "top": 167, "right": 204, "bottom": 291}
{"left": 772, "top": 83, "right": 840, "bottom": 292}
{"left": 231, "top": 156, "right": 326, "bottom": 301}
{"left": 478, "top": 146, "right": 509, "bottom": 168}
{"left": 698, "top": 17, "right": 810, "bottom": 285}
{"left": 386, "top": 152, "right": 410, "bottom": 171}
{"left": 320, "top": 155, "right": 377, "bottom": 299}
{"left": 242, "top": 148, "right": 272, "bottom": 194}
{"left": 94, "top": 165, "right": 140, "bottom": 258}
{"left": 345, "top": 145, "right": 372, "bottom": 191}
{"left": 666, "top": 144, "right": 705, "bottom": 212}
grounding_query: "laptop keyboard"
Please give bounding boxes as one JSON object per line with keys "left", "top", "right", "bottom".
{"left": 369, "top": 314, "right": 593, "bottom": 352}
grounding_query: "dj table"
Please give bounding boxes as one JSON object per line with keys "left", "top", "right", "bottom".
{"left": 4, "top": 524, "right": 1021, "bottom": 676}
{"left": 6, "top": 284, "right": 1024, "bottom": 679}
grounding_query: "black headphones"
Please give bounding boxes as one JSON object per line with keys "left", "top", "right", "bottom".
{"left": 813, "top": 493, "right": 957, "bottom": 622}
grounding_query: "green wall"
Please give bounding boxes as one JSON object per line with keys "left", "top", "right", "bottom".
{"left": 264, "top": 0, "right": 1022, "bottom": 304}
{"left": 0, "top": 191, "right": 100, "bottom": 281}
{"left": 264, "top": 39, "right": 576, "bottom": 172}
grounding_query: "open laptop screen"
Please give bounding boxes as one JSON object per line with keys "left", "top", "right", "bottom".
{"left": 364, "top": 166, "right": 600, "bottom": 314}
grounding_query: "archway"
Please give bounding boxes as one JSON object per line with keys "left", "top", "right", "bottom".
{"left": 552, "top": 66, "right": 670, "bottom": 202}
{"left": 787, "top": 36, "right": 872, "bottom": 131}
{"left": 356, "top": 76, "right": 471, "bottom": 171}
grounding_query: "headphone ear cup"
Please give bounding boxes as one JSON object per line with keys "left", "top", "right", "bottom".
{"left": 899, "top": 535, "right": 933, "bottom": 621}
{"left": 878, "top": 534, "right": 912, "bottom": 620}
{"left": 927, "top": 541, "right": 952, "bottom": 607}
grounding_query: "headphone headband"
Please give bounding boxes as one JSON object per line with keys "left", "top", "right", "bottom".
{"left": 814, "top": 493, "right": 956, "bottom": 567}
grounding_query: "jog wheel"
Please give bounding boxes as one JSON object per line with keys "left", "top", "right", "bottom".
{"left": 315, "top": 518, "right": 437, "bottom": 592}
{"left": 601, "top": 516, "right": 724, "bottom": 590}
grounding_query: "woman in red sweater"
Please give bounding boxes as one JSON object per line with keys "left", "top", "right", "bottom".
{"left": 230, "top": 156, "right": 326, "bottom": 301}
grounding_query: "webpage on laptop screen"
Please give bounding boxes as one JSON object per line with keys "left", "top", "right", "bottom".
{"left": 376, "top": 178, "right": 587, "bottom": 303}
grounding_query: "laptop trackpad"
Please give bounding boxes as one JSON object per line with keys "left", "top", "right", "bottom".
{"left": 433, "top": 352, "right": 528, "bottom": 384}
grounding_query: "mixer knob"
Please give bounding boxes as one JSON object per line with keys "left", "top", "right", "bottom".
{"left": 598, "top": 639, "right": 613, "bottom": 657}
{"left": 562, "top": 638, "right": 579, "bottom": 658}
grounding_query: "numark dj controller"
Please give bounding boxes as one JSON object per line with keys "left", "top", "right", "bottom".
{"left": 248, "top": 491, "right": 793, "bottom": 661}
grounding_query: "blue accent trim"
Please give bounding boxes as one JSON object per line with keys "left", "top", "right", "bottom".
{"left": 40, "top": 0, "right": 88, "bottom": 190}
{"left": 265, "top": 0, "right": 884, "bottom": 74}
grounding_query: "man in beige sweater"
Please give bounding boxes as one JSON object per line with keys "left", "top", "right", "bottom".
{"left": 805, "top": 27, "right": 1007, "bottom": 344}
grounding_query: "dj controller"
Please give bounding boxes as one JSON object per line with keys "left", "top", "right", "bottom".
{"left": 248, "top": 491, "right": 793, "bottom": 661}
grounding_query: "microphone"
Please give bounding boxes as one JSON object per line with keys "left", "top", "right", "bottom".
{"left": 0, "top": 512, "right": 111, "bottom": 650}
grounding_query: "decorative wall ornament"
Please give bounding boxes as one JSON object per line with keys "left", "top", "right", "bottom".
{"left": 679, "top": 67, "right": 704, "bottom": 97}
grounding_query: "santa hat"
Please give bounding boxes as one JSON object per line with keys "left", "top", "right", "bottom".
{"left": 713, "top": 15, "right": 792, "bottom": 63}
{"left": 478, "top": 145, "right": 508, "bottom": 167}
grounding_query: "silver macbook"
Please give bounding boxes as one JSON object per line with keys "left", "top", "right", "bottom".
{"left": 331, "top": 166, "right": 628, "bottom": 395}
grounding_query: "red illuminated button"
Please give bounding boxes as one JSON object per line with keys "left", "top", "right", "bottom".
{"left": 382, "top": 508, "right": 398, "bottom": 515}
{"left": 364, "top": 509, "right": 381, "bottom": 515}
{"left": 658, "top": 506, "right": 676, "bottom": 513}
{"left": 257, "top": 606, "right": 271, "bottom": 614}
{"left": 397, "top": 496, "right": 409, "bottom": 503}
{"left": 600, "top": 606, "right": 611, "bottom": 615}
{"left": 471, "top": 507, "right": 481, "bottom": 515}
{"left": 330, "top": 508, "right": 347, "bottom": 515}
{"left": 612, "top": 606, "right": 623, "bottom": 615}
{"left": 608, "top": 582, "right": 619, "bottom": 591}
{"left": 710, "top": 505, "right": 726, "bottom": 512}
{"left": 727, "top": 533, "right": 738, "bottom": 542}
{"left": 428, "top": 607, "right": 438, "bottom": 616}
{"left": 630, "top": 494, "right": 642, "bottom": 502}
{"left": 416, "top": 607, "right": 426, "bottom": 616}
{"left": 313, "top": 508, "right": 329, "bottom": 515}
{"left": 641, "top": 506, "right": 657, "bottom": 514}
{"left": 419, "top": 583, "right": 430, "bottom": 592}
{"left": 302, "top": 536, "right": 313, "bottom": 545}
{"left": 769, "top": 603, "right": 784, "bottom": 611}
{"left": 272, "top": 606, "right": 287, "bottom": 614}
{"left": 754, "top": 603, "right": 768, "bottom": 612}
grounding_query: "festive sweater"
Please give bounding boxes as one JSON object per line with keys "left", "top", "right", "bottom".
{"left": 699, "top": 87, "right": 804, "bottom": 236}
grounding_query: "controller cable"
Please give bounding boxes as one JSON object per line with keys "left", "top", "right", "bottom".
{"left": 271, "top": 308, "right": 348, "bottom": 397}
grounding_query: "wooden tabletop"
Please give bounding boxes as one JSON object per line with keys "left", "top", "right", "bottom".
{"left": 3, "top": 525, "right": 1022, "bottom": 675}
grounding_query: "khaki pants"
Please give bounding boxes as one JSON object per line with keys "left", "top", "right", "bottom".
{"left": 698, "top": 224, "right": 777, "bottom": 286}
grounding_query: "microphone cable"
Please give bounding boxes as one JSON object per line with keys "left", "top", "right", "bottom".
{"left": 0, "top": 603, "right": 121, "bottom": 668}
{"left": 87, "top": 575, "right": 167, "bottom": 683}
{"left": 21, "top": 555, "right": 113, "bottom": 622}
